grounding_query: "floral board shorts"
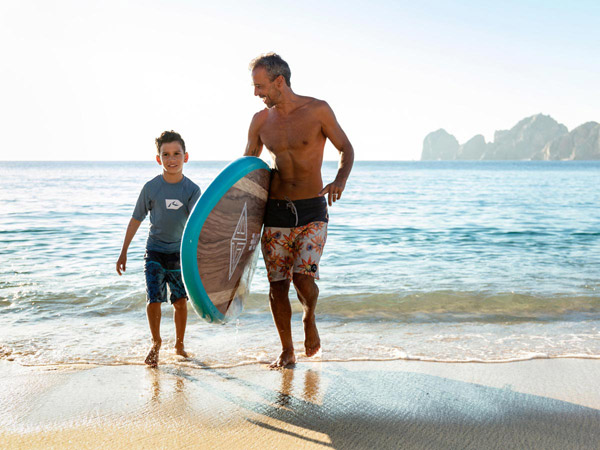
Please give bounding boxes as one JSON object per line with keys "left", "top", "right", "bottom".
{"left": 261, "top": 197, "right": 328, "bottom": 283}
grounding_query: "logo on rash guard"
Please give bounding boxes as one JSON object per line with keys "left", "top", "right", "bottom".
{"left": 166, "top": 199, "right": 183, "bottom": 210}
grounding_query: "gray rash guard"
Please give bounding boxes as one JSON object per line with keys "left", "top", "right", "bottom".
{"left": 132, "top": 175, "right": 201, "bottom": 253}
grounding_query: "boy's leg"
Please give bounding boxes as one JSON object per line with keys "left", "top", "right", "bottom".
{"left": 166, "top": 252, "right": 189, "bottom": 358}
{"left": 144, "top": 251, "right": 168, "bottom": 367}
{"left": 172, "top": 298, "right": 188, "bottom": 357}
{"left": 145, "top": 302, "right": 162, "bottom": 367}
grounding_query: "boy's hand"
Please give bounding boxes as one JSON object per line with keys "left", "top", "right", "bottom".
{"left": 117, "top": 218, "right": 141, "bottom": 276}
{"left": 116, "top": 253, "right": 127, "bottom": 275}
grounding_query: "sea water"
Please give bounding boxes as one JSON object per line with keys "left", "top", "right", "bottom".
{"left": 1, "top": 161, "right": 599, "bottom": 367}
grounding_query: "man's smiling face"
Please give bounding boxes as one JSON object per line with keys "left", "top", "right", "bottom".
{"left": 252, "top": 67, "right": 281, "bottom": 108}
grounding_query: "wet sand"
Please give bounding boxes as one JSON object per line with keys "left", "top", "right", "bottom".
{"left": 1, "top": 359, "right": 599, "bottom": 449}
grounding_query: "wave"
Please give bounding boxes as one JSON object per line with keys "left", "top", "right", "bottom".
{"left": 4, "top": 288, "right": 599, "bottom": 323}
{"left": 245, "top": 291, "right": 600, "bottom": 322}
{"left": 9, "top": 353, "right": 600, "bottom": 370}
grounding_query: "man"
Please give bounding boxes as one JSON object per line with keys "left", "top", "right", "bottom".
{"left": 244, "top": 53, "right": 354, "bottom": 368}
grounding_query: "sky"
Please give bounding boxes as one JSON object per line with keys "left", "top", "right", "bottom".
{"left": 1, "top": 0, "right": 599, "bottom": 161}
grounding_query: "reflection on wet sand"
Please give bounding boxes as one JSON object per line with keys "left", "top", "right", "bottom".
{"left": 274, "top": 368, "right": 293, "bottom": 408}
{"left": 303, "top": 369, "right": 321, "bottom": 404}
{"left": 145, "top": 366, "right": 188, "bottom": 408}
{"left": 273, "top": 367, "right": 322, "bottom": 408}
{"left": 163, "top": 360, "right": 600, "bottom": 449}
{"left": 3, "top": 360, "right": 600, "bottom": 449}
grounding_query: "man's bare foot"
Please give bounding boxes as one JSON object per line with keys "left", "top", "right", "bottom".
{"left": 269, "top": 348, "right": 296, "bottom": 369}
{"left": 174, "top": 345, "right": 188, "bottom": 358}
{"left": 145, "top": 341, "right": 161, "bottom": 367}
{"left": 303, "top": 315, "right": 321, "bottom": 357}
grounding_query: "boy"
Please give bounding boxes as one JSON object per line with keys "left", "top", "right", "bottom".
{"left": 116, "top": 130, "right": 201, "bottom": 367}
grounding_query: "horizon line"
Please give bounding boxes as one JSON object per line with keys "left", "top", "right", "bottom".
{"left": 1, "top": 159, "right": 597, "bottom": 163}
{"left": 0, "top": 159, "right": 422, "bottom": 163}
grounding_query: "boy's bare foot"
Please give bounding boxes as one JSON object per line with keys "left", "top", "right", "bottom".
{"left": 145, "top": 341, "right": 161, "bottom": 367}
{"left": 303, "top": 315, "right": 321, "bottom": 357}
{"left": 270, "top": 348, "right": 296, "bottom": 369}
{"left": 174, "top": 345, "right": 188, "bottom": 358}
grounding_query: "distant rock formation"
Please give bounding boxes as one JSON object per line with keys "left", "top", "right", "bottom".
{"left": 457, "top": 134, "right": 486, "bottom": 160}
{"left": 535, "top": 122, "right": 600, "bottom": 160}
{"left": 484, "top": 115, "right": 568, "bottom": 160}
{"left": 421, "top": 114, "right": 600, "bottom": 160}
{"left": 421, "top": 129, "right": 458, "bottom": 161}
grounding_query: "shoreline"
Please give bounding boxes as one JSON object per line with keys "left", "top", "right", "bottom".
{"left": 2, "top": 358, "right": 599, "bottom": 449}
{"left": 10, "top": 351, "right": 600, "bottom": 371}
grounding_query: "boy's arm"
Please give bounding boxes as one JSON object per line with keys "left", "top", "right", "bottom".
{"left": 116, "top": 218, "right": 142, "bottom": 275}
{"left": 189, "top": 185, "right": 201, "bottom": 211}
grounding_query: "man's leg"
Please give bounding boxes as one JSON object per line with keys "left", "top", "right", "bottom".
{"left": 145, "top": 302, "right": 162, "bottom": 367}
{"left": 172, "top": 298, "right": 188, "bottom": 357}
{"left": 292, "top": 273, "right": 321, "bottom": 357}
{"left": 269, "top": 279, "right": 296, "bottom": 368}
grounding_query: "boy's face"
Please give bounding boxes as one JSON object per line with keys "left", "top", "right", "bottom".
{"left": 156, "top": 142, "right": 188, "bottom": 174}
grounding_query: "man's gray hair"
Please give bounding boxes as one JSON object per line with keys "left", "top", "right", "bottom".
{"left": 249, "top": 52, "right": 291, "bottom": 87}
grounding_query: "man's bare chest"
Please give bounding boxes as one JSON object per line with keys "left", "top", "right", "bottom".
{"left": 260, "top": 113, "right": 323, "bottom": 151}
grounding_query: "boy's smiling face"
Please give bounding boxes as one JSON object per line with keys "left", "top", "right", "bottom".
{"left": 156, "top": 142, "right": 188, "bottom": 176}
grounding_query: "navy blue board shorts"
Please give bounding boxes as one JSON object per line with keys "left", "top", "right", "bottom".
{"left": 144, "top": 250, "right": 188, "bottom": 304}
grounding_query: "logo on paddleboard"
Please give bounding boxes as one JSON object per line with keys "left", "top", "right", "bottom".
{"left": 229, "top": 203, "right": 247, "bottom": 279}
{"left": 166, "top": 199, "right": 183, "bottom": 210}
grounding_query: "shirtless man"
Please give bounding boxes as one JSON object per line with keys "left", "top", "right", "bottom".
{"left": 243, "top": 53, "right": 354, "bottom": 368}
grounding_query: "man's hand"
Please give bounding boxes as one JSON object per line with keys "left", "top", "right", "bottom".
{"left": 116, "top": 253, "right": 127, "bottom": 275}
{"left": 319, "top": 179, "right": 346, "bottom": 206}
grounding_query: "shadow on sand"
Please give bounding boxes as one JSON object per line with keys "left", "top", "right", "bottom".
{"left": 158, "top": 360, "right": 600, "bottom": 449}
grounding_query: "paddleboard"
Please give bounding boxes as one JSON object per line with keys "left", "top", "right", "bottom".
{"left": 181, "top": 157, "right": 270, "bottom": 323}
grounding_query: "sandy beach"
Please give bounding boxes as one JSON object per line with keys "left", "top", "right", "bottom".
{"left": 2, "top": 358, "right": 599, "bottom": 449}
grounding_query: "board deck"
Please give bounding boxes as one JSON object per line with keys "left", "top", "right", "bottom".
{"left": 181, "top": 157, "right": 270, "bottom": 323}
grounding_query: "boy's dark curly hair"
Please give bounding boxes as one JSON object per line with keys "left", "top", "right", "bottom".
{"left": 155, "top": 130, "right": 186, "bottom": 154}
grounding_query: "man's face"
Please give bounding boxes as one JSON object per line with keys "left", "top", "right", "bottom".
{"left": 252, "top": 67, "right": 280, "bottom": 108}
{"left": 156, "top": 142, "right": 188, "bottom": 174}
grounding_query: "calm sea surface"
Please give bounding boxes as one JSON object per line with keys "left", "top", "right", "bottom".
{"left": 1, "top": 161, "right": 599, "bottom": 366}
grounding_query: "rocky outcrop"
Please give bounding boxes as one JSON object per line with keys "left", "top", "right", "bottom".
{"left": 535, "top": 122, "right": 600, "bottom": 160}
{"left": 421, "top": 114, "right": 599, "bottom": 160}
{"left": 457, "top": 135, "right": 487, "bottom": 160}
{"left": 421, "top": 129, "right": 459, "bottom": 161}
{"left": 483, "top": 115, "right": 568, "bottom": 160}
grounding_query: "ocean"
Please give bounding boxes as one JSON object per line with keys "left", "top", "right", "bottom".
{"left": 1, "top": 161, "right": 599, "bottom": 367}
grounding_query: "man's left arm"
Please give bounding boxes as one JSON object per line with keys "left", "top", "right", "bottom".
{"left": 318, "top": 102, "right": 355, "bottom": 206}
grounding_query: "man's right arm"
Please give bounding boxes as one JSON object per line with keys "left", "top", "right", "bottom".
{"left": 243, "top": 111, "right": 265, "bottom": 157}
{"left": 116, "top": 218, "right": 142, "bottom": 275}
